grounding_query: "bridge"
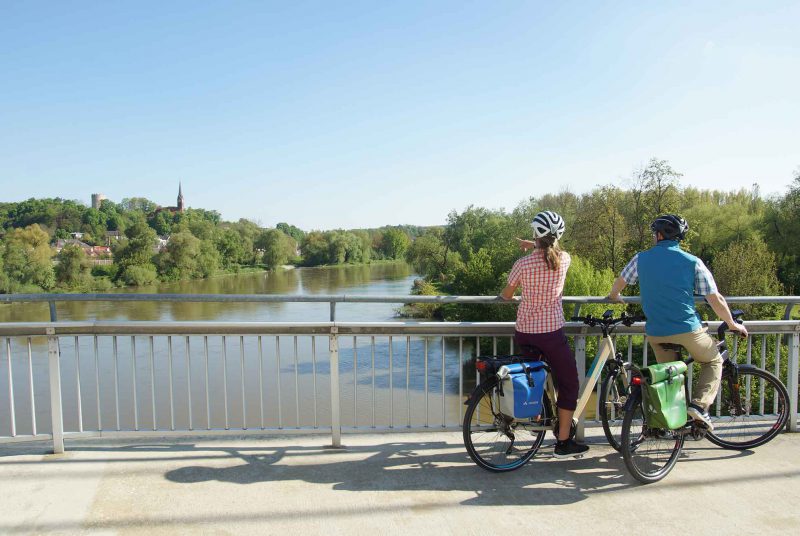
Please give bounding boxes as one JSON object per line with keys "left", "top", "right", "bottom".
{"left": 0, "top": 294, "right": 799, "bottom": 533}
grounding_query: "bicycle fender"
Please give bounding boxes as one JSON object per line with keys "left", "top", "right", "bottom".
{"left": 624, "top": 386, "right": 641, "bottom": 411}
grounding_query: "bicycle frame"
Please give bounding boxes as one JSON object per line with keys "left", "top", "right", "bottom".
{"left": 538, "top": 335, "right": 620, "bottom": 430}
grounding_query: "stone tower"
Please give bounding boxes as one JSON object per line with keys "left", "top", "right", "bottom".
{"left": 177, "top": 182, "right": 184, "bottom": 212}
{"left": 91, "top": 193, "right": 106, "bottom": 210}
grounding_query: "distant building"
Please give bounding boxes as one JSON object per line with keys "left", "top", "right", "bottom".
{"left": 54, "top": 239, "right": 112, "bottom": 263}
{"left": 91, "top": 193, "right": 106, "bottom": 210}
{"left": 154, "top": 183, "right": 186, "bottom": 214}
{"left": 155, "top": 236, "right": 170, "bottom": 253}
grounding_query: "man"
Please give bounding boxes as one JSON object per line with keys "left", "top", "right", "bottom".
{"left": 606, "top": 214, "right": 747, "bottom": 430}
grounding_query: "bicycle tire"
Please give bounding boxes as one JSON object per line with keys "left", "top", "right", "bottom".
{"left": 705, "top": 365, "right": 789, "bottom": 450}
{"left": 621, "top": 389, "right": 684, "bottom": 484}
{"left": 600, "top": 366, "right": 628, "bottom": 451}
{"left": 463, "top": 377, "right": 547, "bottom": 472}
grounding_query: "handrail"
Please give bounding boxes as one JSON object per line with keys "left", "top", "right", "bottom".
{"left": 2, "top": 293, "right": 796, "bottom": 323}
{"left": 1, "top": 320, "right": 798, "bottom": 337}
{"left": 1, "top": 293, "right": 798, "bottom": 304}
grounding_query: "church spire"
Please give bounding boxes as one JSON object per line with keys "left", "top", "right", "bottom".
{"left": 177, "top": 182, "right": 184, "bottom": 212}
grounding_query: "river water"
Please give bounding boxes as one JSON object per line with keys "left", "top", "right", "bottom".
{"left": 1, "top": 263, "right": 488, "bottom": 438}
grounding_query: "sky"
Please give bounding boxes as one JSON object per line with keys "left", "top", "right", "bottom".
{"left": 1, "top": 1, "right": 799, "bottom": 230}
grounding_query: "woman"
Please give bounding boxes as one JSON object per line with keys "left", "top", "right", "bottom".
{"left": 500, "top": 211, "right": 588, "bottom": 459}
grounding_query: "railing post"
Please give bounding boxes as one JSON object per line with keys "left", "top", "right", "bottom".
{"left": 330, "top": 302, "right": 336, "bottom": 322}
{"left": 574, "top": 334, "right": 586, "bottom": 442}
{"left": 329, "top": 326, "right": 342, "bottom": 447}
{"left": 46, "top": 327, "right": 64, "bottom": 454}
{"left": 788, "top": 333, "right": 799, "bottom": 433}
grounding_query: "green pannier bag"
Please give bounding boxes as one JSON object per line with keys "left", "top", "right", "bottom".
{"left": 641, "top": 361, "right": 688, "bottom": 430}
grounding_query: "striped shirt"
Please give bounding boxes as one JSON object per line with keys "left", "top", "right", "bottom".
{"left": 507, "top": 250, "right": 571, "bottom": 334}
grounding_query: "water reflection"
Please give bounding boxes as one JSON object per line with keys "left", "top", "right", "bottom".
{"left": 0, "top": 263, "right": 415, "bottom": 323}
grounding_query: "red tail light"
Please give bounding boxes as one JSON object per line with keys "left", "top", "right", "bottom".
{"left": 476, "top": 360, "right": 488, "bottom": 372}
{"left": 631, "top": 376, "right": 642, "bottom": 386}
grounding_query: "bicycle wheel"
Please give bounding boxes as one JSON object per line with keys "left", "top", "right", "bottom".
{"left": 463, "top": 377, "right": 547, "bottom": 472}
{"left": 600, "top": 366, "right": 628, "bottom": 451}
{"left": 706, "top": 365, "right": 789, "bottom": 450}
{"left": 621, "top": 390, "right": 684, "bottom": 484}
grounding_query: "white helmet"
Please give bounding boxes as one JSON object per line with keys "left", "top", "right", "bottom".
{"left": 531, "top": 211, "right": 565, "bottom": 239}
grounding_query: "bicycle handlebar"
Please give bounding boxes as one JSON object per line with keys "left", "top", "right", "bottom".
{"left": 717, "top": 309, "right": 745, "bottom": 339}
{"left": 571, "top": 311, "right": 645, "bottom": 327}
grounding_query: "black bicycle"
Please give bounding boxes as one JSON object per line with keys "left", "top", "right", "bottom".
{"left": 618, "top": 311, "right": 790, "bottom": 483}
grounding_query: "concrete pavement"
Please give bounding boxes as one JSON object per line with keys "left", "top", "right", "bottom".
{"left": 1, "top": 430, "right": 799, "bottom": 535}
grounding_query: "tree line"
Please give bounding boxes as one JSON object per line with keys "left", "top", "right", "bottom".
{"left": 404, "top": 158, "right": 799, "bottom": 321}
{"left": 0, "top": 196, "right": 420, "bottom": 293}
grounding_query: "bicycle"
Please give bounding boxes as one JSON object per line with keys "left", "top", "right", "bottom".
{"left": 462, "top": 310, "right": 640, "bottom": 472}
{"left": 619, "top": 311, "right": 790, "bottom": 484}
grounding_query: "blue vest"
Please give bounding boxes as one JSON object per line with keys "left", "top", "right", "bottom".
{"left": 638, "top": 241, "right": 702, "bottom": 337}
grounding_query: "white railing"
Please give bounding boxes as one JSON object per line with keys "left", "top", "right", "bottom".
{"left": 1, "top": 316, "right": 798, "bottom": 453}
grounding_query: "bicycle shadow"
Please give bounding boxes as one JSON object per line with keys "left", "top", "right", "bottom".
{"left": 161, "top": 440, "right": 638, "bottom": 506}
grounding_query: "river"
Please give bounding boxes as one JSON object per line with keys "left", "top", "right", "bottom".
{"left": 0, "top": 262, "right": 418, "bottom": 323}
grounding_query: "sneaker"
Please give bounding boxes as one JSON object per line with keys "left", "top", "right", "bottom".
{"left": 687, "top": 403, "right": 714, "bottom": 431}
{"left": 553, "top": 438, "right": 589, "bottom": 460}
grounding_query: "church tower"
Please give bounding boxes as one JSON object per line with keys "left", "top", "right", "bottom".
{"left": 177, "top": 182, "right": 185, "bottom": 212}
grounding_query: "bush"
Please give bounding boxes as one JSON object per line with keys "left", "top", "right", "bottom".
{"left": 91, "top": 264, "right": 118, "bottom": 279}
{"left": 119, "top": 264, "right": 158, "bottom": 286}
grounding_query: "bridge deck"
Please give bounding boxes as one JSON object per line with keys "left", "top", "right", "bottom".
{"left": 1, "top": 430, "right": 798, "bottom": 534}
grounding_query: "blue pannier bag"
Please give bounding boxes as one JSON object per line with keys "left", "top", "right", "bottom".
{"left": 497, "top": 361, "right": 547, "bottom": 419}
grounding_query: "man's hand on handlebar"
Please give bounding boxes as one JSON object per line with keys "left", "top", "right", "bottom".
{"left": 728, "top": 322, "right": 748, "bottom": 338}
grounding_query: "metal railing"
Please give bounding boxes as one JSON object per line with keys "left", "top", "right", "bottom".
{"left": 0, "top": 294, "right": 798, "bottom": 453}
{"left": 1, "top": 293, "right": 798, "bottom": 321}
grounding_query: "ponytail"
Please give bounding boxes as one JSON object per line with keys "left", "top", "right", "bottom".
{"left": 536, "top": 236, "right": 562, "bottom": 271}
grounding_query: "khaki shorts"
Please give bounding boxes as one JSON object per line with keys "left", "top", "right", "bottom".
{"left": 647, "top": 327, "right": 722, "bottom": 409}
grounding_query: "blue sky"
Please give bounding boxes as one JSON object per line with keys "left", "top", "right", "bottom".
{"left": 1, "top": 1, "right": 798, "bottom": 229}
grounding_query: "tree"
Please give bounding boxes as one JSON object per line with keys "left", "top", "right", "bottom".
{"left": 113, "top": 221, "right": 157, "bottom": 285}
{"left": 55, "top": 244, "right": 91, "bottom": 288}
{"left": 301, "top": 232, "right": 331, "bottom": 265}
{"left": 258, "top": 229, "right": 296, "bottom": 269}
{"left": 276, "top": 222, "right": 305, "bottom": 244}
{"left": 763, "top": 171, "right": 800, "bottom": 292}
{"left": 214, "top": 227, "right": 246, "bottom": 268}
{"left": 2, "top": 224, "right": 55, "bottom": 291}
{"left": 712, "top": 238, "right": 782, "bottom": 317}
{"left": 380, "top": 228, "right": 411, "bottom": 259}
{"left": 156, "top": 231, "right": 201, "bottom": 279}
{"left": 573, "top": 186, "right": 628, "bottom": 272}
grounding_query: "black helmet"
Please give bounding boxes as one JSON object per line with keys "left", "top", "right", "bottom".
{"left": 651, "top": 214, "right": 688, "bottom": 241}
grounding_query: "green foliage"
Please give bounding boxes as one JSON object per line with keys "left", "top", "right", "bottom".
{"left": 711, "top": 238, "right": 783, "bottom": 318}
{"left": 562, "top": 255, "right": 622, "bottom": 318}
{"left": 379, "top": 228, "right": 411, "bottom": 259}
{"left": 258, "top": 229, "right": 297, "bottom": 269}
{"left": 1, "top": 224, "right": 55, "bottom": 291}
{"left": 763, "top": 171, "right": 800, "bottom": 292}
{"left": 214, "top": 227, "right": 246, "bottom": 268}
{"left": 276, "top": 222, "right": 305, "bottom": 243}
{"left": 118, "top": 264, "right": 158, "bottom": 286}
{"left": 113, "top": 221, "right": 157, "bottom": 271}
{"left": 156, "top": 231, "right": 203, "bottom": 280}
{"left": 55, "top": 245, "right": 92, "bottom": 288}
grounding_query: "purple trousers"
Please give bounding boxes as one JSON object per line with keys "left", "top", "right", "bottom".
{"left": 514, "top": 328, "right": 578, "bottom": 411}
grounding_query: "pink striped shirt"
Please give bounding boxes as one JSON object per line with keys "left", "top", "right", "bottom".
{"left": 507, "top": 250, "right": 571, "bottom": 334}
